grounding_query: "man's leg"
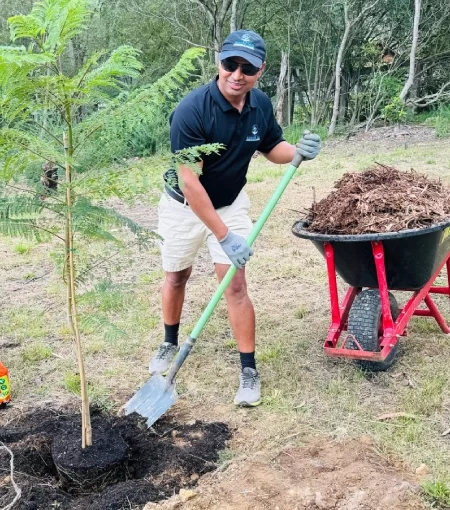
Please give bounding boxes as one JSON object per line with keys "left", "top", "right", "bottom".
{"left": 152, "top": 192, "right": 206, "bottom": 374}
{"left": 149, "top": 267, "right": 192, "bottom": 374}
{"left": 162, "top": 267, "right": 192, "bottom": 326}
{"left": 215, "top": 264, "right": 260, "bottom": 406}
{"left": 215, "top": 264, "right": 255, "bottom": 352}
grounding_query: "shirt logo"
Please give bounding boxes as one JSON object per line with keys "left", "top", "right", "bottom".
{"left": 246, "top": 125, "right": 260, "bottom": 142}
{"left": 234, "top": 34, "right": 255, "bottom": 50}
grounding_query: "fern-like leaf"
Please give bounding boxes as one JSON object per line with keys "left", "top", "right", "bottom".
{"left": 74, "top": 46, "right": 142, "bottom": 95}
{"left": 79, "top": 312, "right": 127, "bottom": 343}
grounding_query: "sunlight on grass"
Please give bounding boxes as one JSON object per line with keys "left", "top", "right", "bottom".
{"left": 262, "top": 389, "right": 291, "bottom": 412}
{"left": 247, "top": 165, "right": 286, "bottom": 183}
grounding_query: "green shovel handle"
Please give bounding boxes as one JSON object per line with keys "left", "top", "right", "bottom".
{"left": 166, "top": 154, "right": 304, "bottom": 384}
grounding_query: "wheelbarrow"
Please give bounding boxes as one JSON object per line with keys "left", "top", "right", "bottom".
{"left": 292, "top": 219, "right": 450, "bottom": 371}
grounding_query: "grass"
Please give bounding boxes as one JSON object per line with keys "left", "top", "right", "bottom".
{"left": 217, "top": 448, "right": 236, "bottom": 465}
{"left": 1, "top": 306, "right": 48, "bottom": 341}
{"left": 422, "top": 479, "right": 450, "bottom": 507}
{"left": 21, "top": 342, "right": 52, "bottom": 363}
{"left": 13, "top": 241, "right": 33, "bottom": 255}
{"left": 2, "top": 131, "right": 450, "bottom": 507}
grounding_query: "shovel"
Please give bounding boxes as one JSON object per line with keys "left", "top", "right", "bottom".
{"left": 126, "top": 152, "right": 304, "bottom": 426}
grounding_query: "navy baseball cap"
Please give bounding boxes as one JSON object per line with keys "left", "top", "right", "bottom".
{"left": 220, "top": 30, "right": 266, "bottom": 68}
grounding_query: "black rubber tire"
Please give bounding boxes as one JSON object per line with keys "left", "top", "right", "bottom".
{"left": 347, "top": 289, "right": 400, "bottom": 372}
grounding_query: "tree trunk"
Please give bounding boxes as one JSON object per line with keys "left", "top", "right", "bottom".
{"left": 230, "top": 0, "right": 238, "bottom": 32}
{"left": 400, "top": 0, "right": 421, "bottom": 102}
{"left": 338, "top": 70, "right": 349, "bottom": 123}
{"left": 328, "top": 0, "right": 382, "bottom": 135}
{"left": 328, "top": 4, "right": 350, "bottom": 136}
{"left": 63, "top": 130, "right": 92, "bottom": 449}
{"left": 275, "top": 51, "right": 288, "bottom": 126}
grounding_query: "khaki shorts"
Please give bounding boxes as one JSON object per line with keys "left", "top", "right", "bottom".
{"left": 158, "top": 189, "right": 253, "bottom": 272}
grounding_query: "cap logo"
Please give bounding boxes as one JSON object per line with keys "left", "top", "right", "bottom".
{"left": 233, "top": 34, "right": 255, "bottom": 50}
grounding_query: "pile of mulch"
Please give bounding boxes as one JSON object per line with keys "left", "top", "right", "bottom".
{"left": 305, "top": 164, "right": 450, "bottom": 235}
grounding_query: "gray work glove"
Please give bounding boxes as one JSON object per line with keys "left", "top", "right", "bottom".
{"left": 296, "top": 130, "right": 321, "bottom": 160}
{"left": 219, "top": 230, "right": 254, "bottom": 270}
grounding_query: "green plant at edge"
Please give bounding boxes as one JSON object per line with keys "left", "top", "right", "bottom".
{"left": 0, "top": 0, "right": 223, "bottom": 448}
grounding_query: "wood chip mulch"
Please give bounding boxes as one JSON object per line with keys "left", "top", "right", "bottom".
{"left": 306, "top": 164, "right": 450, "bottom": 235}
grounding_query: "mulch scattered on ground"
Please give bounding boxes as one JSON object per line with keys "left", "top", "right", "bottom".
{"left": 0, "top": 406, "right": 231, "bottom": 510}
{"left": 305, "top": 164, "right": 450, "bottom": 235}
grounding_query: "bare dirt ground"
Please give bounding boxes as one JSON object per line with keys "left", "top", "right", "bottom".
{"left": 2, "top": 126, "right": 450, "bottom": 509}
{"left": 149, "top": 438, "right": 424, "bottom": 510}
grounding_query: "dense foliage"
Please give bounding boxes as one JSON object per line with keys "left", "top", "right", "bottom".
{"left": 2, "top": 0, "right": 449, "bottom": 154}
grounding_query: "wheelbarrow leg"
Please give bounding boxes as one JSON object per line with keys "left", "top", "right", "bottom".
{"left": 447, "top": 258, "right": 450, "bottom": 299}
{"left": 323, "top": 242, "right": 359, "bottom": 348}
{"left": 371, "top": 241, "right": 395, "bottom": 342}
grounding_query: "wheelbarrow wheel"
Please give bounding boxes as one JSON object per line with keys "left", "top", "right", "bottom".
{"left": 347, "top": 289, "right": 400, "bottom": 372}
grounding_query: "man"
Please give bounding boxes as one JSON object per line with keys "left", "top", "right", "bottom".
{"left": 149, "top": 29, "right": 321, "bottom": 406}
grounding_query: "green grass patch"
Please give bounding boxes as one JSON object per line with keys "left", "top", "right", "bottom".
{"left": 422, "top": 479, "right": 450, "bottom": 507}
{"left": 14, "top": 241, "right": 33, "bottom": 255}
{"left": 410, "top": 317, "right": 441, "bottom": 334}
{"left": 423, "top": 106, "right": 450, "bottom": 138}
{"left": 64, "top": 372, "right": 81, "bottom": 395}
{"left": 402, "top": 374, "right": 447, "bottom": 416}
{"left": 294, "top": 305, "right": 308, "bottom": 319}
{"left": 224, "top": 339, "right": 237, "bottom": 349}
{"left": 2, "top": 306, "right": 48, "bottom": 341}
{"left": 139, "top": 270, "right": 165, "bottom": 284}
{"left": 247, "top": 164, "right": 287, "bottom": 183}
{"left": 217, "top": 448, "right": 236, "bottom": 465}
{"left": 257, "top": 344, "right": 284, "bottom": 363}
{"left": 21, "top": 342, "right": 52, "bottom": 363}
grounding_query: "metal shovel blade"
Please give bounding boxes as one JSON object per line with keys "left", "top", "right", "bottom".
{"left": 125, "top": 374, "right": 178, "bottom": 427}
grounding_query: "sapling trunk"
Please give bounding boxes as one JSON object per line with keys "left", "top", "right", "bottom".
{"left": 63, "top": 131, "right": 92, "bottom": 448}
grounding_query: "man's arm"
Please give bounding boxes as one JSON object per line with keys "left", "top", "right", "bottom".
{"left": 262, "top": 141, "right": 295, "bottom": 164}
{"left": 178, "top": 162, "right": 228, "bottom": 241}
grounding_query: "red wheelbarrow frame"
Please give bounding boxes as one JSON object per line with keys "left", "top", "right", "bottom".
{"left": 323, "top": 240, "right": 450, "bottom": 361}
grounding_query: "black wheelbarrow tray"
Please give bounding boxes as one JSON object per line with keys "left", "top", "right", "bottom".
{"left": 292, "top": 219, "right": 450, "bottom": 371}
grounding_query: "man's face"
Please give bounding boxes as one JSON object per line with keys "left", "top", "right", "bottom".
{"left": 217, "top": 56, "right": 265, "bottom": 100}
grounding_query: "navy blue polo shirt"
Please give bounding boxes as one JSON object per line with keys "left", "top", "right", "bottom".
{"left": 170, "top": 78, "right": 284, "bottom": 209}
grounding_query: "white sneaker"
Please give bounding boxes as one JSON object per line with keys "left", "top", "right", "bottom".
{"left": 148, "top": 342, "right": 179, "bottom": 375}
{"left": 234, "top": 367, "right": 261, "bottom": 407}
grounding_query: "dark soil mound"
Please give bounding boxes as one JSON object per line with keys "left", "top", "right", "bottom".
{"left": 306, "top": 164, "right": 450, "bottom": 235}
{"left": 52, "top": 424, "right": 129, "bottom": 494}
{"left": 0, "top": 407, "right": 231, "bottom": 510}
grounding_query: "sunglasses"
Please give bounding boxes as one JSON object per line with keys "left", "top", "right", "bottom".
{"left": 221, "top": 58, "right": 261, "bottom": 76}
